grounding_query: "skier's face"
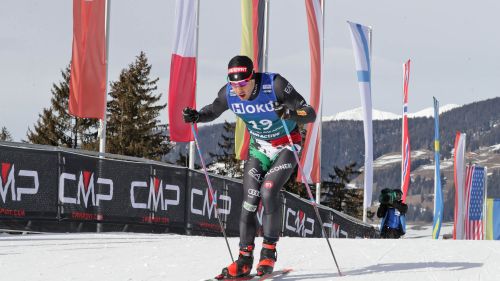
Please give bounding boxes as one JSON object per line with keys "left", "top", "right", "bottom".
{"left": 231, "top": 79, "right": 255, "bottom": 100}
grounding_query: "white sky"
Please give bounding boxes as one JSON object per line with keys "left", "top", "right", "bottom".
{"left": 1, "top": 0, "right": 500, "bottom": 141}
{"left": 1, "top": 224, "right": 499, "bottom": 281}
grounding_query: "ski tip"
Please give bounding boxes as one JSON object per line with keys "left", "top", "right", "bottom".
{"left": 256, "top": 268, "right": 293, "bottom": 280}
{"left": 276, "top": 268, "right": 293, "bottom": 274}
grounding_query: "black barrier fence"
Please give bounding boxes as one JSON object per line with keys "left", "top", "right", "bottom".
{"left": 0, "top": 142, "right": 377, "bottom": 238}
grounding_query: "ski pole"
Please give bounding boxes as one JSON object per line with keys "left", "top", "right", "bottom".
{"left": 281, "top": 120, "right": 342, "bottom": 276}
{"left": 190, "top": 124, "right": 235, "bottom": 263}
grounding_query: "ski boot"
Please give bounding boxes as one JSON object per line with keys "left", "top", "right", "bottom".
{"left": 256, "top": 242, "right": 277, "bottom": 276}
{"left": 216, "top": 245, "right": 254, "bottom": 279}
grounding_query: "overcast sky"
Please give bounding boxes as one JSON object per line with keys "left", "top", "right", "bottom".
{"left": 1, "top": 0, "right": 499, "bottom": 141}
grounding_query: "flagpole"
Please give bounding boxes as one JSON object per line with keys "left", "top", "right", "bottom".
{"left": 263, "top": 0, "right": 270, "bottom": 71}
{"left": 188, "top": 0, "right": 201, "bottom": 170}
{"left": 433, "top": 98, "right": 438, "bottom": 232}
{"left": 99, "top": 0, "right": 111, "bottom": 156}
{"left": 361, "top": 26, "right": 373, "bottom": 223}
{"left": 401, "top": 63, "right": 404, "bottom": 191}
{"left": 483, "top": 166, "right": 488, "bottom": 239}
{"left": 315, "top": 0, "right": 325, "bottom": 204}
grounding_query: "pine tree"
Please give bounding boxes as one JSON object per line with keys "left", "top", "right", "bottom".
{"left": 0, "top": 126, "right": 13, "bottom": 141}
{"left": 106, "top": 52, "right": 171, "bottom": 160}
{"left": 209, "top": 121, "right": 243, "bottom": 178}
{"left": 26, "top": 65, "right": 99, "bottom": 149}
{"left": 26, "top": 108, "right": 63, "bottom": 146}
{"left": 322, "top": 162, "right": 365, "bottom": 219}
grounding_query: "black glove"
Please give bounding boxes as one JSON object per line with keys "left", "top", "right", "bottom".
{"left": 273, "top": 102, "right": 292, "bottom": 119}
{"left": 182, "top": 107, "right": 199, "bottom": 123}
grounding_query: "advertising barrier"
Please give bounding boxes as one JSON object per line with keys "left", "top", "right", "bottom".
{"left": 0, "top": 145, "right": 58, "bottom": 220}
{"left": 0, "top": 142, "right": 378, "bottom": 238}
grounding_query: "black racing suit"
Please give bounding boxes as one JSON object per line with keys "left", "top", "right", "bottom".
{"left": 197, "top": 73, "right": 316, "bottom": 246}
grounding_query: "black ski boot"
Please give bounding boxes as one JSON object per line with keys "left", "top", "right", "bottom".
{"left": 216, "top": 245, "right": 254, "bottom": 279}
{"left": 256, "top": 242, "right": 277, "bottom": 276}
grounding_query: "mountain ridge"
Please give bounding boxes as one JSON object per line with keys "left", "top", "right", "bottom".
{"left": 321, "top": 103, "right": 461, "bottom": 121}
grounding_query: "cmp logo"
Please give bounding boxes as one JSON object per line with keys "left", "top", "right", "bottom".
{"left": 322, "top": 222, "right": 347, "bottom": 238}
{"left": 190, "top": 188, "right": 231, "bottom": 219}
{"left": 285, "top": 207, "right": 315, "bottom": 237}
{"left": 0, "top": 163, "right": 39, "bottom": 203}
{"left": 130, "top": 177, "right": 180, "bottom": 211}
{"left": 59, "top": 171, "right": 113, "bottom": 207}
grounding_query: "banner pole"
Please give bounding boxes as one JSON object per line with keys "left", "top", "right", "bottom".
{"left": 483, "top": 166, "right": 488, "bottom": 239}
{"left": 188, "top": 0, "right": 201, "bottom": 169}
{"left": 99, "top": 0, "right": 111, "bottom": 157}
{"left": 315, "top": 0, "right": 325, "bottom": 204}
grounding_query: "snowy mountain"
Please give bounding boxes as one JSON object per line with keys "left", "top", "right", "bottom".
{"left": 322, "top": 104, "right": 461, "bottom": 121}
{"left": 408, "top": 103, "right": 460, "bottom": 118}
{"left": 322, "top": 107, "right": 400, "bottom": 121}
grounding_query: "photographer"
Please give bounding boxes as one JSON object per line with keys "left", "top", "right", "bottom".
{"left": 377, "top": 188, "right": 408, "bottom": 239}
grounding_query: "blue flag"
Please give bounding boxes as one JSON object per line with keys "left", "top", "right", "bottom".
{"left": 432, "top": 97, "right": 443, "bottom": 239}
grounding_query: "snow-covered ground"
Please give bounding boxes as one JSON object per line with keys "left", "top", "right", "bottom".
{"left": 1, "top": 222, "right": 498, "bottom": 281}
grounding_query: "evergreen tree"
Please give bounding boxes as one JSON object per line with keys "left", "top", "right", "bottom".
{"left": 209, "top": 121, "right": 243, "bottom": 178}
{"left": 26, "top": 65, "right": 99, "bottom": 149}
{"left": 0, "top": 126, "right": 13, "bottom": 141}
{"left": 322, "top": 162, "right": 365, "bottom": 219}
{"left": 106, "top": 52, "right": 170, "bottom": 160}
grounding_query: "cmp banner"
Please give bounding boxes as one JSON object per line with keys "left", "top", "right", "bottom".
{"left": 283, "top": 192, "right": 318, "bottom": 238}
{"left": 150, "top": 164, "right": 186, "bottom": 228}
{"left": 59, "top": 152, "right": 188, "bottom": 227}
{"left": 186, "top": 170, "right": 243, "bottom": 236}
{"left": 0, "top": 146, "right": 58, "bottom": 219}
{"left": 283, "top": 192, "right": 377, "bottom": 238}
{"left": 59, "top": 152, "right": 150, "bottom": 223}
{"left": 1, "top": 142, "right": 377, "bottom": 238}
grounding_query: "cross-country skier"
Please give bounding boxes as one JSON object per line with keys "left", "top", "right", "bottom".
{"left": 183, "top": 55, "right": 316, "bottom": 278}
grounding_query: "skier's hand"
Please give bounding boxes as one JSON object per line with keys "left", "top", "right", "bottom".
{"left": 273, "top": 102, "right": 292, "bottom": 119}
{"left": 183, "top": 107, "right": 200, "bottom": 123}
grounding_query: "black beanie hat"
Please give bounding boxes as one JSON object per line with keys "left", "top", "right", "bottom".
{"left": 227, "top": 55, "right": 254, "bottom": 82}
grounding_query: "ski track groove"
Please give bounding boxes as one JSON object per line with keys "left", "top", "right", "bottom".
{"left": 375, "top": 242, "right": 397, "bottom": 263}
{"left": 422, "top": 243, "right": 440, "bottom": 281}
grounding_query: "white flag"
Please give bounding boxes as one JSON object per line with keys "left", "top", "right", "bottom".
{"left": 347, "top": 21, "right": 373, "bottom": 215}
{"left": 453, "top": 131, "right": 467, "bottom": 239}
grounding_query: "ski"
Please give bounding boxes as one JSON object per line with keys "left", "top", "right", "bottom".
{"left": 255, "top": 268, "right": 293, "bottom": 280}
{"left": 203, "top": 268, "right": 292, "bottom": 281}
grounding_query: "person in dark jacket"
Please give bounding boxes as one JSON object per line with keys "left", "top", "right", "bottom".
{"left": 377, "top": 188, "right": 408, "bottom": 239}
{"left": 183, "top": 55, "right": 316, "bottom": 278}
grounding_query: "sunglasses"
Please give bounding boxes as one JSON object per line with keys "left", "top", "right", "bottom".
{"left": 230, "top": 79, "right": 250, "bottom": 88}
{"left": 228, "top": 72, "right": 253, "bottom": 87}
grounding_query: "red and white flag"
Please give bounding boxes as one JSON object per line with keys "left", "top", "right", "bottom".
{"left": 69, "top": 0, "right": 107, "bottom": 119}
{"left": 168, "top": 0, "right": 198, "bottom": 142}
{"left": 299, "top": 0, "right": 323, "bottom": 183}
{"left": 401, "top": 59, "right": 411, "bottom": 202}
